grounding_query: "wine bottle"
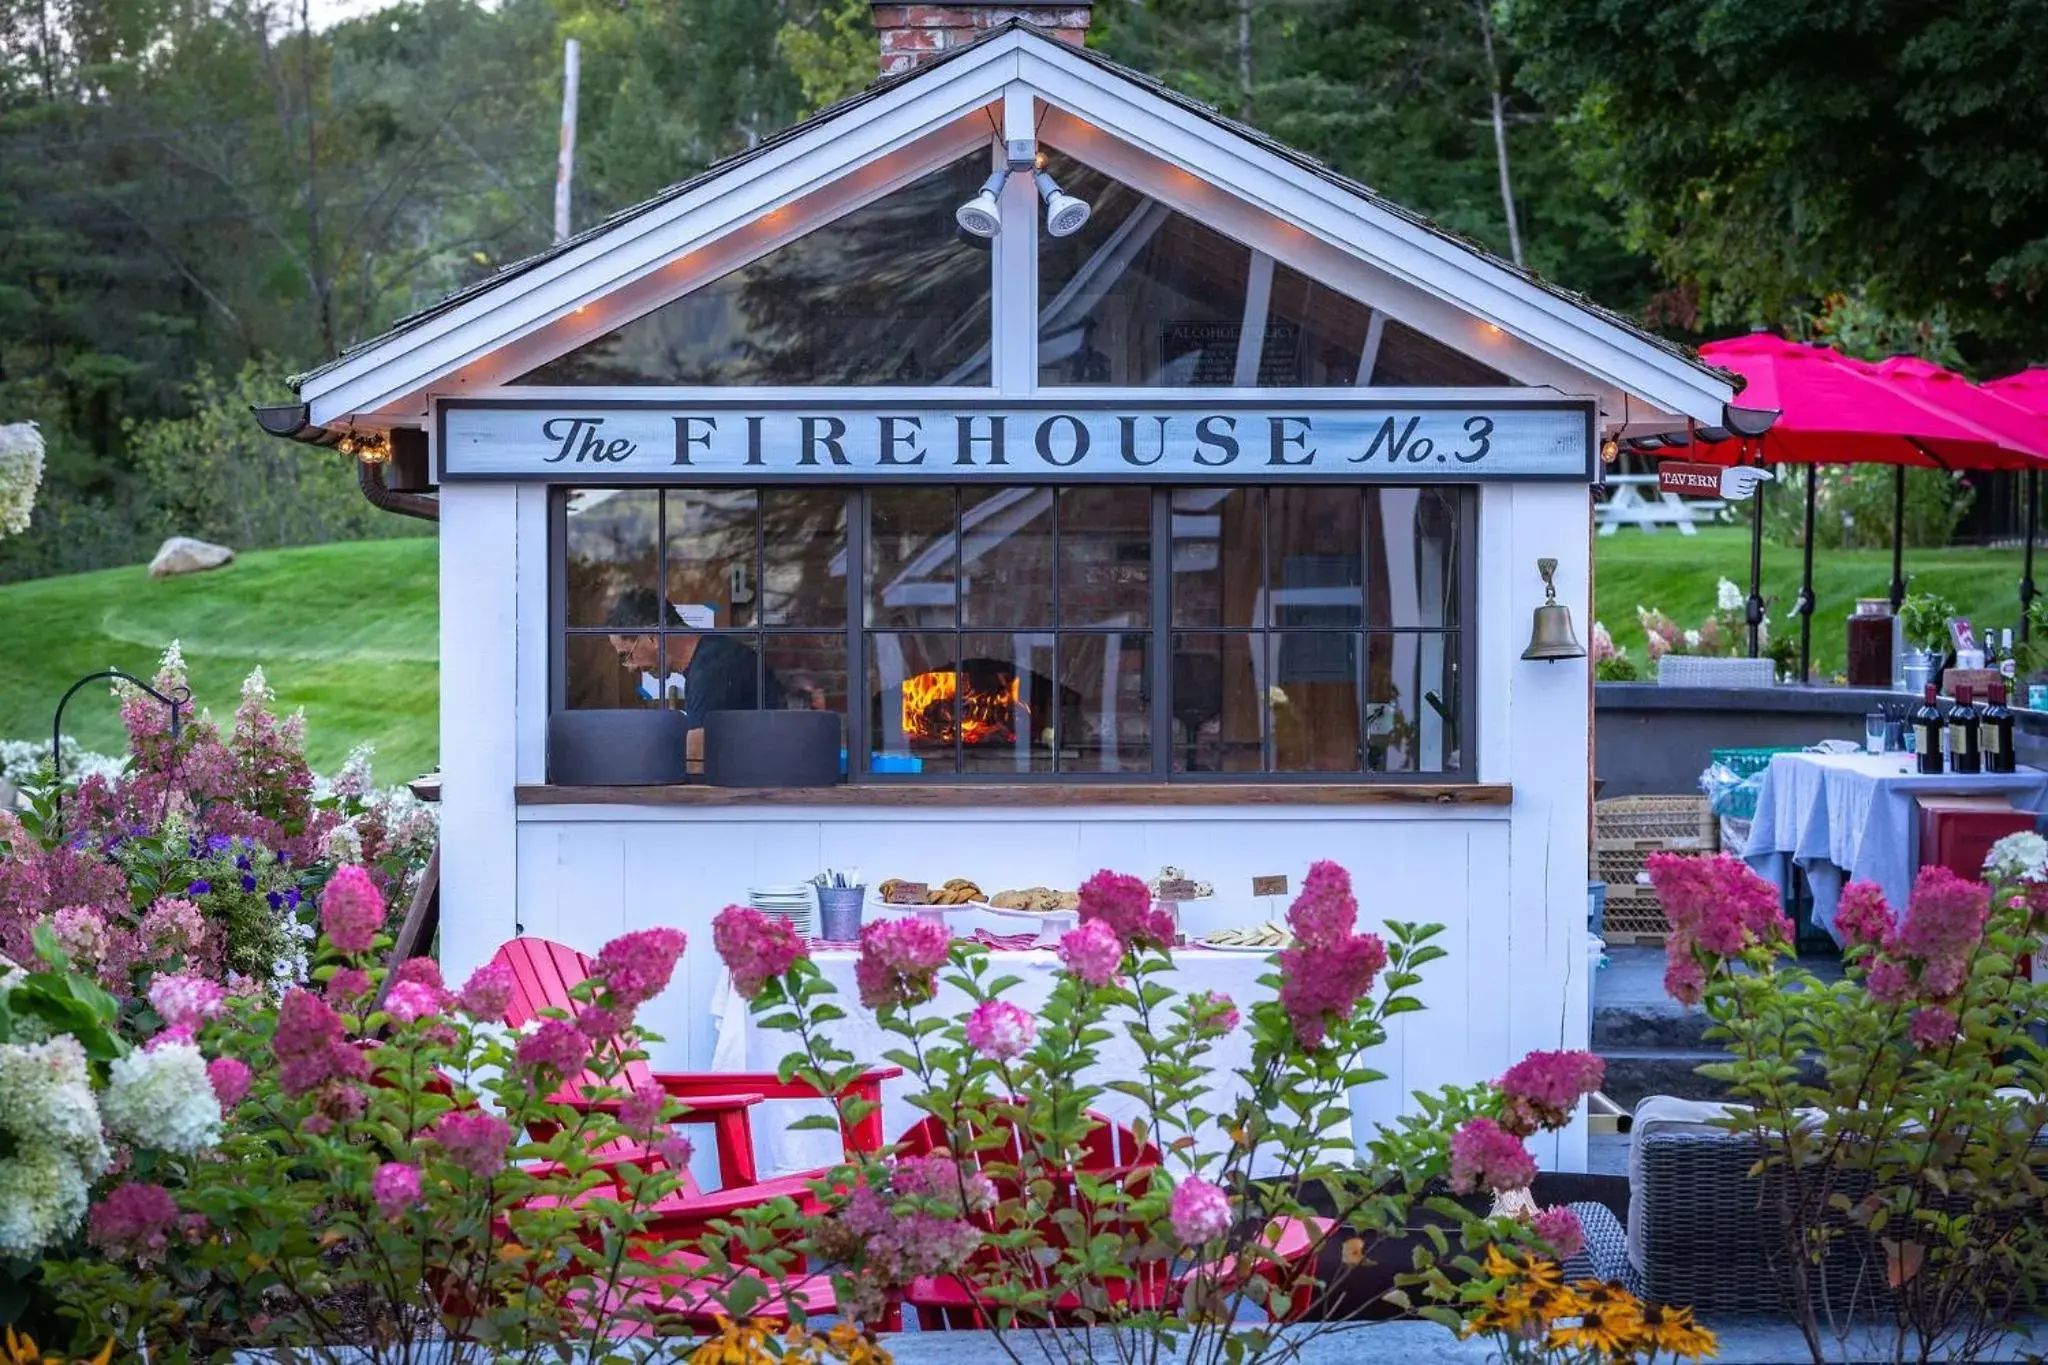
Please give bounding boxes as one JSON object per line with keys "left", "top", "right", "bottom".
{"left": 1982, "top": 682, "right": 2016, "bottom": 775}
{"left": 2001, "top": 627, "right": 2017, "bottom": 682}
{"left": 1947, "top": 684, "right": 1982, "bottom": 775}
{"left": 1914, "top": 684, "right": 1946, "bottom": 775}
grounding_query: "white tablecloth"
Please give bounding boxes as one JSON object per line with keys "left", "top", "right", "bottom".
{"left": 711, "top": 948, "right": 1343, "bottom": 1178}
{"left": 1742, "top": 752, "right": 2048, "bottom": 943}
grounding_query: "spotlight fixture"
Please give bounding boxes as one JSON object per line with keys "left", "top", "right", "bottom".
{"left": 1034, "top": 170, "right": 1091, "bottom": 238}
{"left": 954, "top": 170, "right": 1008, "bottom": 239}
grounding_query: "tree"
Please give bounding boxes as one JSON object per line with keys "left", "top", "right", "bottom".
{"left": 1501, "top": 0, "right": 2048, "bottom": 369}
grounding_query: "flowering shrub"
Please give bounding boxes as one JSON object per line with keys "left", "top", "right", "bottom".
{"left": 1590, "top": 622, "right": 1641, "bottom": 682}
{"left": 41, "top": 867, "right": 708, "bottom": 1361}
{"left": 1647, "top": 839, "right": 2048, "bottom": 1364}
{"left": 1458, "top": 1244, "right": 1716, "bottom": 1363}
{"left": 0, "top": 422, "right": 43, "bottom": 539}
{"left": 710, "top": 861, "right": 1611, "bottom": 1354}
{"left": 1636, "top": 580, "right": 1760, "bottom": 661}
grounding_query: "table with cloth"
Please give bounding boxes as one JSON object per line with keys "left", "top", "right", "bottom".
{"left": 1740, "top": 752, "right": 2048, "bottom": 944}
{"left": 711, "top": 947, "right": 1342, "bottom": 1178}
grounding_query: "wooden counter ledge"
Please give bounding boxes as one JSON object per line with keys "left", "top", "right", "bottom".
{"left": 515, "top": 783, "right": 1511, "bottom": 808}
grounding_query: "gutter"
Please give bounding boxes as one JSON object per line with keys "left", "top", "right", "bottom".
{"left": 251, "top": 403, "right": 439, "bottom": 523}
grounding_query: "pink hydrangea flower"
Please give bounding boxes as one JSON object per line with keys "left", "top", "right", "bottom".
{"left": 515, "top": 1018, "right": 589, "bottom": 1079}
{"left": 137, "top": 897, "right": 209, "bottom": 959}
{"left": 391, "top": 957, "right": 445, "bottom": 992}
{"left": 1057, "top": 919, "right": 1124, "bottom": 988}
{"left": 1168, "top": 1176, "right": 1233, "bottom": 1245}
{"left": 1077, "top": 869, "right": 1175, "bottom": 949}
{"left": 592, "top": 927, "right": 687, "bottom": 1015}
{"left": 147, "top": 973, "right": 226, "bottom": 1031}
{"left": 455, "top": 961, "right": 516, "bottom": 1021}
{"left": 655, "top": 1135, "right": 694, "bottom": 1170}
{"left": 47, "top": 904, "right": 111, "bottom": 966}
{"left": 274, "top": 987, "right": 366, "bottom": 1096}
{"left": 1833, "top": 882, "right": 1895, "bottom": 949}
{"left": 207, "top": 1056, "right": 253, "bottom": 1109}
{"left": 1892, "top": 867, "right": 1990, "bottom": 967}
{"left": 1647, "top": 854, "right": 1794, "bottom": 1007}
{"left": 371, "top": 1162, "right": 422, "bottom": 1220}
{"left": 88, "top": 1182, "right": 183, "bottom": 1264}
{"left": 1533, "top": 1205, "right": 1584, "bottom": 1259}
{"left": 1663, "top": 952, "right": 1707, "bottom": 1007}
{"left": 385, "top": 980, "right": 444, "bottom": 1024}
{"left": 1449, "top": 1117, "right": 1536, "bottom": 1195}
{"left": 320, "top": 864, "right": 386, "bottom": 955}
{"left": 1189, "top": 990, "right": 1239, "bottom": 1037}
{"left": 1498, "top": 1050, "right": 1606, "bottom": 1136}
{"left": 1277, "top": 931, "right": 1387, "bottom": 1049}
{"left": 1866, "top": 957, "right": 1914, "bottom": 1005}
{"left": 432, "top": 1110, "right": 512, "bottom": 1177}
{"left": 964, "top": 999, "right": 1035, "bottom": 1060}
{"left": 574, "top": 1004, "right": 620, "bottom": 1040}
{"left": 891, "top": 1155, "right": 997, "bottom": 1214}
{"left": 713, "top": 904, "right": 808, "bottom": 1000}
{"left": 1288, "top": 861, "right": 1359, "bottom": 947}
{"left": 854, "top": 917, "right": 951, "bottom": 1011}
{"left": 1908, "top": 1006, "right": 1960, "bottom": 1051}
{"left": 619, "top": 1079, "right": 668, "bottom": 1139}
{"left": 326, "top": 967, "right": 372, "bottom": 1004}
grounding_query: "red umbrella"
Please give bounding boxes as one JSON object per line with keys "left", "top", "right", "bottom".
{"left": 1638, "top": 336, "right": 2047, "bottom": 675}
{"left": 1984, "top": 369, "right": 2048, "bottom": 644}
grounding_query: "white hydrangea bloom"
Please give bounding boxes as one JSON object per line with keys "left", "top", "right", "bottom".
{"left": 101, "top": 1041, "right": 222, "bottom": 1155}
{"left": 1986, "top": 832, "right": 2048, "bottom": 883}
{"left": 240, "top": 665, "right": 272, "bottom": 705}
{"left": 0, "top": 421, "right": 44, "bottom": 538}
{"left": 320, "top": 818, "right": 364, "bottom": 865}
{"left": 1683, "top": 629, "right": 1703, "bottom": 649}
{"left": 0, "top": 1036, "right": 107, "bottom": 1164}
{"left": 327, "top": 744, "right": 377, "bottom": 801}
{"left": 1717, "top": 578, "right": 1743, "bottom": 612}
{"left": 0, "top": 1143, "right": 91, "bottom": 1259}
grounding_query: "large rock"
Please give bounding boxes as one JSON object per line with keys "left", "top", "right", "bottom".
{"left": 148, "top": 536, "right": 234, "bottom": 578}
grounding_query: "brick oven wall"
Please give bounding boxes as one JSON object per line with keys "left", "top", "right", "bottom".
{"left": 871, "top": 4, "right": 1093, "bottom": 75}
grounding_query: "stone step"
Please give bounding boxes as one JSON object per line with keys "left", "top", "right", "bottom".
{"left": 1596, "top": 1048, "right": 1731, "bottom": 1110}
{"left": 1592, "top": 1002, "right": 1714, "bottom": 1051}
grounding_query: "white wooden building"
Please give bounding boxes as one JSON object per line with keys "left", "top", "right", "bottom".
{"left": 264, "top": 3, "right": 1745, "bottom": 1170}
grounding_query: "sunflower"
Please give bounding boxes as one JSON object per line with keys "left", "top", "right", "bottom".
{"left": 1546, "top": 1297, "right": 1646, "bottom": 1358}
{"left": 1639, "top": 1301, "right": 1719, "bottom": 1361}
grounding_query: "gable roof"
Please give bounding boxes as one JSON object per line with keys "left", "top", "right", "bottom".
{"left": 292, "top": 21, "right": 1738, "bottom": 427}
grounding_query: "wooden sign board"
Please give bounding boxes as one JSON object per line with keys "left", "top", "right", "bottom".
{"left": 1657, "top": 462, "right": 1725, "bottom": 497}
{"left": 884, "top": 882, "right": 929, "bottom": 906}
{"left": 1154, "top": 877, "right": 1200, "bottom": 901}
{"left": 1251, "top": 874, "right": 1289, "bottom": 897}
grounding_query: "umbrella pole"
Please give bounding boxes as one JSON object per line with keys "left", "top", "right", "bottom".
{"left": 1888, "top": 464, "right": 1907, "bottom": 611}
{"left": 2024, "top": 467, "right": 2040, "bottom": 644}
{"left": 1797, "top": 464, "right": 1817, "bottom": 682}
{"left": 1747, "top": 448, "right": 1766, "bottom": 659}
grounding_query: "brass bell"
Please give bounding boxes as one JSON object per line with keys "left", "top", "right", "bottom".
{"left": 1522, "top": 557, "right": 1587, "bottom": 662}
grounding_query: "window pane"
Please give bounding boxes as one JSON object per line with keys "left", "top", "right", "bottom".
{"left": 761, "top": 490, "right": 847, "bottom": 627}
{"left": 566, "top": 632, "right": 666, "bottom": 710}
{"left": 565, "top": 489, "right": 659, "bottom": 627}
{"left": 867, "top": 488, "right": 956, "bottom": 629}
{"left": 1058, "top": 632, "right": 1151, "bottom": 773}
{"left": 1170, "top": 488, "right": 1261, "bottom": 628}
{"left": 1262, "top": 264, "right": 1373, "bottom": 386}
{"left": 514, "top": 154, "right": 994, "bottom": 386}
{"left": 1368, "top": 632, "right": 1461, "bottom": 773}
{"left": 1058, "top": 488, "right": 1150, "bottom": 626}
{"left": 1369, "top": 317, "right": 1510, "bottom": 387}
{"left": 664, "top": 489, "right": 757, "bottom": 630}
{"left": 667, "top": 632, "right": 774, "bottom": 722}
{"left": 1269, "top": 634, "right": 1361, "bottom": 773}
{"left": 763, "top": 633, "right": 849, "bottom": 727}
{"left": 1366, "top": 487, "right": 1461, "bottom": 628}
{"left": 961, "top": 487, "right": 1054, "bottom": 628}
{"left": 1038, "top": 151, "right": 1251, "bottom": 387}
{"left": 868, "top": 632, "right": 957, "bottom": 774}
{"left": 1169, "top": 634, "right": 1262, "bottom": 773}
{"left": 1267, "top": 488, "right": 1363, "bottom": 629}
{"left": 958, "top": 633, "right": 1055, "bottom": 775}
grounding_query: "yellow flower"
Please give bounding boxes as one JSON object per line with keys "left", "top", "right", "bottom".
{"left": 1545, "top": 1303, "right": 1643, "bottom": 1359}
{"left": 2, "top": 1330, "right": 114, "bottom": 1365}
{"left": 1639, "top": 1302, "right": 1719, "bottom": 1360}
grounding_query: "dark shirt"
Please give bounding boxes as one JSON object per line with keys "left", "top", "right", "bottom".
{"left": 681, "top": 635, "right": 782, "bottom": 730}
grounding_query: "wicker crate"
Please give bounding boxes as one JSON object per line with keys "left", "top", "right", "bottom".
{"left": 1602, "top": 885, "right": 1670, "bottom": 945}
{"left": 1594, "top": 795, "right": 1717, "bottom": 850}
{"left": 1657, "top": 655, "right": 1776, "bottom": 688}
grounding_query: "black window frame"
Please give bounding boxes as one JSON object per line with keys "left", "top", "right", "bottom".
{"left": 549, "top": 484, "right": 1479, "bottom": 784}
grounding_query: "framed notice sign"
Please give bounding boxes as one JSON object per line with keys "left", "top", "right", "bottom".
{"left": 437, "top": 398, "right": 1594, "bottom": 484}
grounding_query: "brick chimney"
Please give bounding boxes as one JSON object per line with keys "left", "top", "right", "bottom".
{"left": 871, "top": 4, "right": 1093, "bottom": 76}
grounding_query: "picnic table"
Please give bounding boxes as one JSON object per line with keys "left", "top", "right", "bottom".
{"left": 1597, "top": 474, "right": 1725, "bottom": 536}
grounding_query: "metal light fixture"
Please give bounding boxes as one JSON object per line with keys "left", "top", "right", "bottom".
{"left": 1521, "top": 558, "right": 1587, "bottom": 662}
{"left": 954, "top": 170, "right": 1008, "bottom": 238}
{"left": 1599, "top": 435, "right": 1621, "bottom": 465}
{"left": 337, "top": 430, "right": 391, "bottom": 465}
{"left": 1034, "top": 170, "right": 1091, "bottom": 238}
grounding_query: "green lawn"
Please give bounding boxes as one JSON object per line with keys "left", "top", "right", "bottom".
{"left": 0, "top": 538, "right": 438, "bottom": 778}
{"left": 1595, "top": 526, "right": 2024, "bottom": 678}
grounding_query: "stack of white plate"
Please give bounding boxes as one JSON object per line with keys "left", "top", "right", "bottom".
{"left": 750, "top": 884, "right": 815, "bottom": 937}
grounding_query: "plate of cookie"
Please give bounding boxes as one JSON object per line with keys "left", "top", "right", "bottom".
{"left": 875, "top": 878, "right": 987, "bottom": 908}
{"left": 985, "top": 886, "right": 1081, "bottom": 916}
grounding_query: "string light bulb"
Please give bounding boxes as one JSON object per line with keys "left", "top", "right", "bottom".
{"left": 338, "top": 430, "right": 391, "bottom": 465}
{"left": 1600, "top": 435, "right": 1621, "bottom": 465}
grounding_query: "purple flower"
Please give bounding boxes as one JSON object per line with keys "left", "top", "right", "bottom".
{"left": 186, "top": 880, "right": 212, "bottom": 896}
{"left": 88, "top": 1182, "right": 183, "bottom": 1264}
{"left": 266, "top": 891, "right": 283, "bottom": 910}
{"left": 240, "top": 873, "right": 257, "bottom": 892}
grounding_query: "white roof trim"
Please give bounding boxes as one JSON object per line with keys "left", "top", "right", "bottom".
{"left": 303, "top": 27, "right": 1733, "bottom": 428}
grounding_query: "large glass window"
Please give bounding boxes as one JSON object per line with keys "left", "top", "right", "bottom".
{"left": 556, "top": 484, "right": 1470, "bottom": 781}
{"left": 517, "top": 153, "right": 995, "bottom": 386}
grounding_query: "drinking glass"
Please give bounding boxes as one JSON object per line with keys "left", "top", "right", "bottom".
{"left": 1864, "top": 711, "right": 1886, "bottom": 755}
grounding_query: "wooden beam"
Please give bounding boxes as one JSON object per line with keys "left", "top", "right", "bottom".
{"left": 515, "top": 782, "right": 1512, "bottom": 808}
